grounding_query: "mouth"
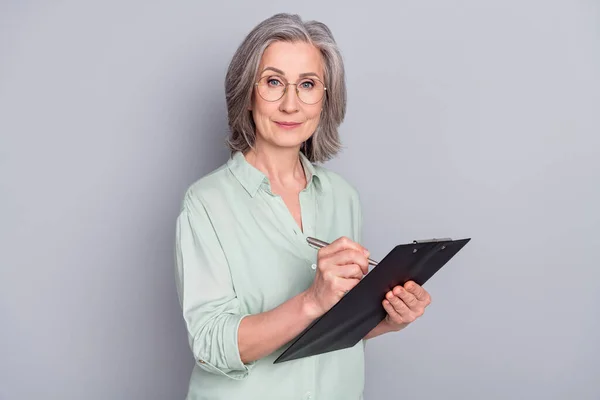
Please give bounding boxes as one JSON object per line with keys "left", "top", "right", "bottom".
{"left": 274, "top": 121, "right": 303, "bottom": 129}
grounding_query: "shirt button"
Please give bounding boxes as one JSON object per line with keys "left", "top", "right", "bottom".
{"left": 311, "top": 263, "right": 317, "bottom": 270}
{"left": 305, "top": 392, "right": 312, "bottom": 400}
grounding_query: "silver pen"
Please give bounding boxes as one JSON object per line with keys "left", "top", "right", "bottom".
{"left": 306, "top": 236, "right": 379, "bottom": 266}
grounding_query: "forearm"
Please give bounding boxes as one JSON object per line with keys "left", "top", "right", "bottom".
{"left": 363, "top": 319, "right": 405, "bottom": 340}
{"left": 238, "top": 291, "right": 319, "bottom": 364}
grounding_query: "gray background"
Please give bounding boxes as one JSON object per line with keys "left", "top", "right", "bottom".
{"left": 1, "top": 1, "right": 599, "bottom": 399}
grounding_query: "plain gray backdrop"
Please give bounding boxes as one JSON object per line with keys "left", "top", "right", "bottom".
{"left": 1, "top": 1, "right": 599, "bottom": 399}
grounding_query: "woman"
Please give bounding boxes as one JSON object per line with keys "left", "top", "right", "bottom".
{"left": 174, "top": 13, "right": 431, "bottom": 400}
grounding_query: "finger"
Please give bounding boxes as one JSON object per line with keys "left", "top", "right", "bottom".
{"left": 382, "top": 299, "right": 405, "bottom": 325}
{"left": 404, "top": 281, "right": 430, "bottom": 303}
{"left": 386, "top": 290, "right": 412, "bottom": 319}
{"left": 332, "top": 263, "right": 364, "bottom": 279}
{"left": 329, "top": 249, "right": 369, "bottom": 274}
{"left": 393, "top": 286, "right": 419, "bottom": 310}
{"left": 318, "top": 236, "right": 368, "bottom": 258}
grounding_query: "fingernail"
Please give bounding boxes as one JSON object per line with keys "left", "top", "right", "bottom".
{"left": 363, "top": 249, "right": 369, "bottom": 256}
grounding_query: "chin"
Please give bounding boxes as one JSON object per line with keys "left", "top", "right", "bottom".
{"left": 270, "top": 130, "right": 312, "bottom": 149}
{"left": 271, "top": 138, "right": 306, "bottom": 150}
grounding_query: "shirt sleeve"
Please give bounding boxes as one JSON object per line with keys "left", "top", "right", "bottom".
{"left": 174, "top": 190, "right": 256, "bottom": 380}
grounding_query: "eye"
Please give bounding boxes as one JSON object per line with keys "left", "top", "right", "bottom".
{"left": 267, "top": 78, "right": 283, "bottom": 87}
{"left": 299, "top": 80, "right": 315, "bottom": 89}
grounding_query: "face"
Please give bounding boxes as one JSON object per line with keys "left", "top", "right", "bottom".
{"left": 250, "top": 41, "right": 325, "bottom": 151}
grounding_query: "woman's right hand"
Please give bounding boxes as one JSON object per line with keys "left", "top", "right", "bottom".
{"left": 303, "top": 236, "right": 370, "bottom": 319}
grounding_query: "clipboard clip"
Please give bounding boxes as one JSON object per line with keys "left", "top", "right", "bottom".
{"left": 413, "top": 237, "right": 452, "bottom": 244}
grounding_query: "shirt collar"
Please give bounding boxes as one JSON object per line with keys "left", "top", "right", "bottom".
{"left": 227, "top": 151, "right": 323, "bottom": 197}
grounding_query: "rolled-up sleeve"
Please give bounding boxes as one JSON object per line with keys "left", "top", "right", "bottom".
{"left": 174, "top": 191, "right": 255, "bottom": 380}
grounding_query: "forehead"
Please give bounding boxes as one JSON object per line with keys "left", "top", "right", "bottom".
{"left": 258, "top": 41, "right": 324, "bottom": 79}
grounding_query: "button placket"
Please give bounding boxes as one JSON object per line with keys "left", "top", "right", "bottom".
{"left": 299, "top": 187, "right": 321, "bottom": 267}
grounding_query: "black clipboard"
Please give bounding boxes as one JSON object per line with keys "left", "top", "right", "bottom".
{"left": 273, "top": 237, "right": 471, "bottom": 364}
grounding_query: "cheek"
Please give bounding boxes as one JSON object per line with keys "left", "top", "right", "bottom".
{"left": 251, "top": 110, "right": 269, "bottom": 133}
{"left": 306, "top": 108, "right": 322, "bottom": 126}
{"left": 307, "top": 112, "right": 321, "bottom": 130}
{"left": 253, "top": 103, "right": 278, "bottom": 124}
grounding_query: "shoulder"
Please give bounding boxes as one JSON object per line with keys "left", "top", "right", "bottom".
{"left": 179, "top": 161, "right": 232, "bottom": 214}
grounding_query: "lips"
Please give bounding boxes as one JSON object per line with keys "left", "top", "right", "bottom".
{"left": 274, "top": 121, "right": 302, "bottom": 129}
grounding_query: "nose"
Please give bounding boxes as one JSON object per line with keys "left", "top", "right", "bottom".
{"left": 279, "top": 84, "right": 299, "bottom": 113}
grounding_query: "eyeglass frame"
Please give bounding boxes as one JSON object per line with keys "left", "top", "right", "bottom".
{"left": 253, "top": 76, "right": 327, "bottom": 105}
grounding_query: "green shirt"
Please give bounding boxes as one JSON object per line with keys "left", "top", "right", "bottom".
{"left": 174, "top": 150, "right": 366, "bottom": 400}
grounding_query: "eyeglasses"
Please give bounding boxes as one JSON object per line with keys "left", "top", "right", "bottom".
{"left": 254, "top": 76, "right": 327, "bottom": 105}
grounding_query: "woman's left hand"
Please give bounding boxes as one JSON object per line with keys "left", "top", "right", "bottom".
{"left": 382, "top": 280, "right": 431, "bottom": 331}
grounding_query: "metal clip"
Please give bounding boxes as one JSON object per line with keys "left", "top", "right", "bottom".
{"left": 413, "top": 238, "right": 452, "bottom": 244}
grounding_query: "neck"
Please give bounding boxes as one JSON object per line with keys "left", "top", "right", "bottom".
{"left": 244, "top": 140, "right": 305, "bottom": 187}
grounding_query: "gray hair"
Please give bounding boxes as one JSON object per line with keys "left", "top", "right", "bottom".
{"left": 224, "top": 13, "right": 346, "bottom": 163}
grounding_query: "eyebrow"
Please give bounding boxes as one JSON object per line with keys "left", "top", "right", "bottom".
{"left": 261, "top": 67, "right": 321, "bottom": 79}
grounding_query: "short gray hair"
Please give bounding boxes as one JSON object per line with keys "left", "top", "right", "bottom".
{"left": 224, "top": 13, "right": 346, "bottom": 163}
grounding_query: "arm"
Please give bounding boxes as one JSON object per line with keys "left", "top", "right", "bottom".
{"left": 176, "top": 193, "right": 370, "bottom": 377}
{"left": 175, "top": 193, "right": 356, "bottom": 378}
{"left": 239, "top": 236, "right": 371, "bottom": 363}
{"left": 237, "top": 291, "right": 320, "bottom": 363}
{"left": 364, "top": 320, "right": 401, "bottom": 340}
{"left": 175, "top": 194, "right": 256, "bottom": 379}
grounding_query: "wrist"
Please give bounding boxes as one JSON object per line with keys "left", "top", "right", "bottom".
{"left": 299, "top": 290, "right": 323, "bottom": 320}
{"left": 383, "top": 317, "right": 407, "bottom": 333}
